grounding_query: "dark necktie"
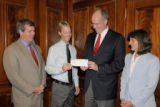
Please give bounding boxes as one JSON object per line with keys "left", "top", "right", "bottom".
{"left": 93, "top": 34, "right": 101, "bottom": 57}
{"left": 29, "top": 44, "right": 39, "bottom": 66}
{"left": 66, "top": 44, "right": 72, "bottom": 84}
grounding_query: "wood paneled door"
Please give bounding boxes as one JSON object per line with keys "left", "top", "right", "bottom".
{"left": 126, "top": 0, "right": 160, "bottom": 106}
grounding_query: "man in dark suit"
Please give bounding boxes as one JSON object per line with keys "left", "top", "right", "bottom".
{"left": 81, "top": 9, "right": 125, "bottom": 107}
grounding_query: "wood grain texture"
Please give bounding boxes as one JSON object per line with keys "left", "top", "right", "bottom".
{"left": 73, "top": 0, "right": 114, "bottom": 11}
{"left": 73, "top": 8, "right": 89, "bottom": 58}
{"left": 47, "top": 8, "right": 63, "bottom": 49}
{"left": 39, "top": 0, "right": 47, "bottom": 60}
{"left": 0, "top": 0, "right": 6, "bottom": 84}
{"left": 6, "top": 4, "right": 25, "bottom": 46}
{"left": 73, "top": 0, "right": 86, "bottom": 4}
{"left": 116, "top": 0, "right": 126, "bottom": 36}
{"left": 150, "top": 8, "right": 160, "bottom": 106}
{"left": 47, "top": 0, "right": 63, "bottom": 9}
{"left": 6, "top": 0, "right": 26, "bottom": 5}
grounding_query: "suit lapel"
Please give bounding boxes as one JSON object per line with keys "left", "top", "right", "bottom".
{"left": 90, "top": 33, "right": 97, "bottom": 57}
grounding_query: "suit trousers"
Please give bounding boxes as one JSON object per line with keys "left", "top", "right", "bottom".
{"left": 85, "top": 81, "right": 115, "bottom": 107}
{"left": 51, "top": 81, "right": 75, "bottom": 107}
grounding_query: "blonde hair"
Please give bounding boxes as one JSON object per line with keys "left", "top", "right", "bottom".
{"left": 58, "top": 21, "right": 71, "bottom": 32}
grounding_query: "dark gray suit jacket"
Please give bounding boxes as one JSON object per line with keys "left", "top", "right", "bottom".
{"left": 83, "top": 29, "right": 125, "bottom": 100}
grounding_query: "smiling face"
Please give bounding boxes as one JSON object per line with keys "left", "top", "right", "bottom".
{"left": 129, "top": 37, "right": 139, "bottom": 52}
{"left": 19, "top": 24, "right": 35, "bottom": 43}
{"left": 58, "top": 25, "right": 71, "bottom": 44}
{"left": 91, "top": 10, "right": 108, "bottom": 34}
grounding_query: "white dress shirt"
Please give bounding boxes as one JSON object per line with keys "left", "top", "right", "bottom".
{"left": 45, "top": 40, "right": 79, "bottom": 87}
{"left": 129, "top": 52, "right": 140, "bottom": 77}
{"left": 94, "top": 26, "right": 109, "bottom": 46}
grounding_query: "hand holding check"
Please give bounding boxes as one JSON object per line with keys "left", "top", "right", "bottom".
{"left": 71, "top": 59, "right": 98, "bottom": 71}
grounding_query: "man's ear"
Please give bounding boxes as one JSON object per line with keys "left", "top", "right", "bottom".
{"left": 19, "top": 30, "right": 23, "bottom": 35}
{"left": 105, "top": 19, "right": 108, "bottom": 25}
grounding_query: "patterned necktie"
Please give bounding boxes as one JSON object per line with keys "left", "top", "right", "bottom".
{"left": 29, "top": 44, "right": 39, "bottom": 66}
{"left": 66, "top": 44, "right": 72, "bottom": 84}
{"left": 93, "top": 34, "right": 101, "bottom": 57}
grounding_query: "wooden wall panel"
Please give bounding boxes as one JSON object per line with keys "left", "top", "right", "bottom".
{"left": 135, "top": 7, "right": 160, "bottom": 58}
{"left": 47, "top": 0, "right": 63, "bottom": 9}
{"left": 73, "top": 0, "right": 86, "bottom": 3}
{"left": 116, "top": 0, "right": 126, "bottom": 36}
{"left": 126, "top": 0, "right": 160, "bottom": 106}
{"left": 151, "top": 7, "right": 160, "bottom": 58}
{"left": 47, "top": 8, "right": 63, "bottom": 49}
{"left": 6, "top": 0, "right": 26, "bottom": 5}
{"left": 0, "top": 0, "right": 6, "bottom": 84}
{"left": 73, "top": 8, "right": 89, "bottom": 58}
{"left": 72, "top": 8, "right": 89, "bottom": 107}
{"left": 150, "top": 8, "right": 160, "bottom": 106}
{"left": 0, "top": 93, "right": 12, "bottom": 107}
{"left": 32, "top": 0, "right": 40, "bottom": 44}
{"left": 135, "top": 8, "right": 153, "bottom": 33}
{"left": 39, "top": 0, "right": 47, "bottom": 59}
{"left": 6, "top": 4, "right": 25, "bottom": 45}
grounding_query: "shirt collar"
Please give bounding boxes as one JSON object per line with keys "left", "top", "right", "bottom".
{"left": 100, "top": 26, "right": 109, "bottom": 37}
{"left": 59, "top": 39, "right": 69, "bottom": 46}
{"left": 20, "top": 38, "right": 30, "bottom": 47}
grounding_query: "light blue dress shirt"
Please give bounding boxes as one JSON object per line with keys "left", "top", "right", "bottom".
{"left": 45, "top": 40, "right": 79, "bottom": 87}
{"left": 20, "top": 38, "right": 30, "bottom": 50}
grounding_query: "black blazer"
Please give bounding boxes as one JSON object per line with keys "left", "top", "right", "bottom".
{"left": 83, "top": 29, "right": 125, "bottom": 100}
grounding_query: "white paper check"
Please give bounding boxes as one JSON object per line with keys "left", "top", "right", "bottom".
{"left": 71, "top": 59, "right": 88, "bottom": 67}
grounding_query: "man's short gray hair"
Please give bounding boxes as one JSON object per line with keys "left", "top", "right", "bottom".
{"left": 16, "top": 19, "right": 35, "bottom": 35}
{"left": 100, "top": 9, "right": 109, "bottom": 19}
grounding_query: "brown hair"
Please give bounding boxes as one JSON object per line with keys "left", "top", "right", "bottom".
{"left": 16, "top": 19, "right": 35, "bottom": 36}
{"left": 127, "top": 29, "right": 152, "bottom": 55}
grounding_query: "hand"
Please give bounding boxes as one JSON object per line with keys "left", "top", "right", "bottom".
{"left": 34, "top": 84, "right": 45, "bottom": 95}
{"left": 74, "top": 86, "right": 80, "bottom": 96}
{"left": 88, "top": 61, "right": 98, "bottom": 71}
{"left": 62, "top": 63, "right": 72, "bottom": 72}
{"left": 80, "top": 66, "right": 88, "bottom": 71}
{"left": 125, "top": 101, "right": 132, "bottom": 107}
{"left": 121, "top": 99, "right": 132, "bottom": 107}
{"left": 39, "top": 84, "right": 45, "bottom": 90}
{"left": 121, "top": 99, "right": 125, "bottom": 107}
